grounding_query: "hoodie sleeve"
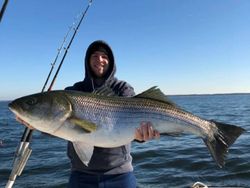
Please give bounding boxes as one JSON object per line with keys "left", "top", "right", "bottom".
{"left": 119, "top": 83, "right": 135, "bottom": 97}
{"left": 64, "top": 81, "right": 82, "bottom": 91}
{"left": 110, "top": 78, "right": 135, "bottom": 97}
{"left": 64, "top": 81, "right": 88, "bottom": 92}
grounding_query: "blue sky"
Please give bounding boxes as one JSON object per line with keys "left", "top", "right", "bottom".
{"left": 1, "top": 0, "right": 250, "bottom": 100}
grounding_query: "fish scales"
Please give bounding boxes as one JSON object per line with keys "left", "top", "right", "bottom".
{"left": 8, "top": 87, "right": 246, "bottom": 167}
{"left": 66, "top": 92, "right": 212, "bottom": 137}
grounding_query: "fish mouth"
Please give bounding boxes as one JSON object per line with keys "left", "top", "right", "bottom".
{"left": 8, "top": 101, "right": 21, "bottom": 116}
{"left": 8, "top": 101, "right": 15, "bottom": 111}
{"left": 8, "top": 101, "right": 35, "bottom": 129}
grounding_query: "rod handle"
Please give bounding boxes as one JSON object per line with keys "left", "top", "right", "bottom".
{"left": 5, "top": 180, "right": 14, "bottom": 188}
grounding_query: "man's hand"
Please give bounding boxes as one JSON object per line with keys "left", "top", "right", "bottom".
{"left": 134, "top": 121, "right": 160, "bottom": 142}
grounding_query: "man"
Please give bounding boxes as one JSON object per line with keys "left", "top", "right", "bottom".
{"left": 66, "top": 40, "right": 160, "bottom": 188}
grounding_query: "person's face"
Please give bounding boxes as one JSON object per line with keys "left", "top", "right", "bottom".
{"left": 89, "top": 51, "right": 110, "bottom": 78}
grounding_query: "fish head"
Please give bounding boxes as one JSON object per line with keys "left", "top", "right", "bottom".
{"left": 9, "top": 91, "right": 72, "bottom": 133}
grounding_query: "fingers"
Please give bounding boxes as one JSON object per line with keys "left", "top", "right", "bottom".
{"left": 134, "top": 121, "right": 160, "bottom": 142}
{"left": 141, "top": 121, "right": 152, "bottom": 140}
{"left": 153, "top": 129, "right": 160, "bottom": 139}
{"left": 135, "top": 127, "right": 143, "bottom": 142}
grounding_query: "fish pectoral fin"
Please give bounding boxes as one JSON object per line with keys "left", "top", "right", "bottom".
{"left": 69, "top": 117, "right": 97, "bottom": 133}
{"left": 73, "top": 142, "right": 94, "bottom": 166}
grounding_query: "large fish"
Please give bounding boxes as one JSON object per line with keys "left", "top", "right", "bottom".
{"left": 9, "top": 87, "right": 245, "bottom": 167}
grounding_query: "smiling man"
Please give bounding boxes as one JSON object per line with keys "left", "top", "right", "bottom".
{"left": 65, "top": 40, "right": 160, "bottom": 188}
{"left": 89, "top": 51, "right": 110, "bottom": 77}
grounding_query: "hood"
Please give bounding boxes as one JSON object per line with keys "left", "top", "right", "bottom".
{"left": 84, "top": 40, "right": 116, "bottom": 84}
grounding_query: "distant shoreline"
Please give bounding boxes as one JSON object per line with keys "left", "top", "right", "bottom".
{"left": 168, "top": 93, "right": 250, "bottom": 97}
{"left": 1, "top": 93, "right": 250, "bottom": 102}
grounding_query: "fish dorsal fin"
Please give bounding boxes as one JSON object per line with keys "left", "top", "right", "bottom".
{"left": 135, "top": 86, "right": 176, "bottom": 106}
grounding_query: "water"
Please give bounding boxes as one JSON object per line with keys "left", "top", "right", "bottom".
{"left": 0, "top": 94, "right": 249, "bottom": 187}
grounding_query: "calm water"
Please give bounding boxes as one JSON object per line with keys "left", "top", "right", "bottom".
{"left": 0, "top": 94, "right": 249, "bottom": 188}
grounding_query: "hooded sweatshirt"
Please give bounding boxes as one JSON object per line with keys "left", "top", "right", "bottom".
{"left": 65, "top": 40, "right": 135, "bottom": 174}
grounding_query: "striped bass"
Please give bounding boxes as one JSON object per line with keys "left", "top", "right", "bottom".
{"left": 8, "top": 87, "right": 245, "bottom": 167}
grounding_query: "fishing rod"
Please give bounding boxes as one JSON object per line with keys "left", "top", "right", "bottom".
{"left": 5, "top": 1, "right": 93, "bottom": 187}
{"left": 41, "top": 21, "right": 77, "bottom": 93}
{"left": 47, "top": 0, "right": 93, "bottom": 91}
{"left": 0, "top": 0, "right": 9, "bottom": 22}
{"left": 5, "top": 17, "right": 77, "bottom": 188}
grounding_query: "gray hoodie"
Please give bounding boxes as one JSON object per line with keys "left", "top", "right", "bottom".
{"left": 65, "top": 40, "right": 135, "bottom": 174}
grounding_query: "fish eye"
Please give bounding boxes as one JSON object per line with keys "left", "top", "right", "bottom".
{"left": 26, "top": 98, "right": 37, "bottom": 106}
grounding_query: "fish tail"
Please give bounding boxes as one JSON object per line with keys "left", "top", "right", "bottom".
{"left": 203, "top": 120, "right": 245, "bottom": 168}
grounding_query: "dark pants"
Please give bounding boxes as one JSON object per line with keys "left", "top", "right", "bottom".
{"left": 68, "top": 171, "right": 137, "bottom": 188}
